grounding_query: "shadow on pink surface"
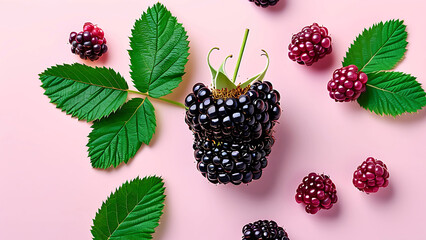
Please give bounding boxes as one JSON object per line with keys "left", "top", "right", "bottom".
{"left": 318, "top": 200, "right": 341, "bottom": 219}
{"left": 266, "top": 0, "right": 287, "bottom": 13}
{"left": 378, "top": 108, "right": 426, "bottom": 123}
{"left": 310, "top": 52, "right": 336, "bottom": 72}
{"left": 371, "top": 183, "right": 395, "bottom": 203}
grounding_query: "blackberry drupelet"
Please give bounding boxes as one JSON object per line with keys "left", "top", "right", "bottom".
{"left": 353, "top": 157, "right": 389, "bottom": 194}
{"left": 69, "top": 22, "right": 108, "bottom": 61}
{"left": 288, "top": 23, "right": 332, "bottom": 66}
{"left": 327, "top": 65, "right": 368, "bottom": 102}
{"left": 242, "top": 220, "right": 290, "bottom": 240}
{"left": 295, "top": 172, "right": 338, "bottom": 214}
{"left": 249, "top": 0, "right": 280, "bottom": 8}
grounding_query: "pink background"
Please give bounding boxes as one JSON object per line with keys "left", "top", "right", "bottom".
{"left": 1, "top": 0, "right": 426, "bottom": 239}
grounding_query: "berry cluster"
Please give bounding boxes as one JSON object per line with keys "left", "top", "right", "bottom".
{"left": 242, "top": 220, "right": 290, "bottom": 240}
{"left": 327, "top": 65, "right": 368, "bottom": 102}
{"left": 185, "top": 81, "right": 282, "bottom": 184}
{"left": 295, "top": 173, "right": 338, "bottom": 214}
{"left": 249, "top": 0, "right": 280, "bottom": 8}
{"left": 353, "top": 157, "right": 389, "bottom": 194}
{"left": 288, "top": 23, "right": 332, "bottom": 66}
{"left": 69, "top": 22, "right": 108, "bottom": 61}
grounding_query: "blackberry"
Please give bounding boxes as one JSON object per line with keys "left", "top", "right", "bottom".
{"left": 185, "top": 29, "right": 282, "bottom": 184}
{"left": 192, "top": 135, "right": 275, "bottom": 185}
{"left": 327, "top": 65, "right": 368, "bottom": 102}
{"left": 242, "top": 220, "right": 290, "bottom": 240}
{"left": 353, "top": 157, "right": 389, "bottom": 194}
{"left": 185, "top": 80, "right": 281, "bottom": 145}
{"left": 288, "top": 23, "right": 332, "bottom": 66}
{"left": 295, "top": 172, "right": 338, "bottom": 214}
{"left": 69, "top": 22, "right": 108, "bottom": 61}
{"left": 249, "top": 0, "right": 280, "bottom": 8}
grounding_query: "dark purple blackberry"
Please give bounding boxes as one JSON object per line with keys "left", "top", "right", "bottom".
{"left": 242, "top": 220, "right": 290, "bottom": 240}
{"left": 192, "top": 134, "right": 275, "bottom": 185}
{"left": 353, "top": 157, "right": 389, "bottom": 194}
{"left": 327, "top": 65, "right": 368, "bottom": 102}
{"left": 288, "top": 23, "right": 332, "bottom": 66}
{"left": 295, "top": 173, "right": 338, "bottom": 214}
{"left": 69, "top": 22, "right": 107, "bottom": 61}
{"left": 184, "top": 80, "right": 281, "bottom": 145}
{"left": 249, "top": 0, "right": 280, "bottom": 8}
{"left": 186, "top": 30, "right": 282, "bottom": 184}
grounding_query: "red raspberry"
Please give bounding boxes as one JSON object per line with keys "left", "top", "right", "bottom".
{"left": 288, "top": 23, "right": 332, "bottom": 66}
{"left": 69, "top": 22, "right": 108, "bottom": 61}
{"left": 295, "top": 172, "right": 338, "bottom": 214}
{"left": 353, "top": 157, "right": 389, "bottom": 194}
{"left": 327, "top": 65, "right": 368, "bottom": 102}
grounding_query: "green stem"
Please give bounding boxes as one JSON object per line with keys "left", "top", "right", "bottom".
{"left": 127, "top": 90, "right": 187, "bottom": 109}
{"left": 232, "top": 29, "right": 250, "bottom": 83}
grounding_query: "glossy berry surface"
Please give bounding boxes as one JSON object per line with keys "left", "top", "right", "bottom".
{"left": 69, "top": 22, "right": 107, "bottom": 61}
{"left": 353, "top": 157, "right": 389, "bottom": 194}
{"left": 242, "top": 220, "right": 290, "bottom": 240}
{"left": 249, "top": 0, "right": 279, "bottom": 8}
{"left": 185, "top": 81, "right": 282, "bottom": 184}
{"left": 288, "top": 23, "right": 332, "bottom": 66}
{"left": 327, "top": 65, "right": 368, "bottom": 102}
{"left": 295, "top": 172, "right": 338, "bottom": 214}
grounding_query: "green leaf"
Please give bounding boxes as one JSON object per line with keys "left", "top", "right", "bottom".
{"left": 214, "top": 55, "right": 236, "bottom": 90}
{"left": 129, "top": 2, "right": 190, "bottom": 98}
{"left": 357, "top": 71, "right": 426, "bottom": 116}
{"left": 241, "top": 50, "right": 270, "bottom": 88}
{"left": 343, "top": 19, "right": 407, "bottom": 73}
{"left": 39, "top": 63, "right": 128, "bottom": 122}
{"left": 87, "top": 98, "right": 156, "bottom": 169}
{"left": 91, "top": 176, "right": 165, "bottom": 240}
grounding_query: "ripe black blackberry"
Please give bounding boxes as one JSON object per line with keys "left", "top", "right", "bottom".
{"left": 184, "top": 80, "right": 281, "bottom": 144}
{"left": 242, "top": 220, "right": 290, "bottom": 240}
{"left": 249, "top": 0, "right": 280, "bottom": 8}
{"left": 69, "top": 22, "right": 108, "bottom": 61}
{"left": 185, "top": 29, "right": 282, "bottom": 184}
{"left": 192, "top": 135, "right": 275, "bottom": 185}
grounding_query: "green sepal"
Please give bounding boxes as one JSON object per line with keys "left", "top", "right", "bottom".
{"left": 241, "top": 50, "right": 270, "bottom": 88}
{"left": 214, "top": 55, "right": 236, "bottom": 90}
{"left": 207, "top": 47, "right": 219, "bottom": 81}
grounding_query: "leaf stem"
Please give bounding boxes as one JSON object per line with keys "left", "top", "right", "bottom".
{"left": 232, "top": 29, "right": 250, "bottom": 83}
{"left": 127, "top": 90, "right": 187, "bottom": 109}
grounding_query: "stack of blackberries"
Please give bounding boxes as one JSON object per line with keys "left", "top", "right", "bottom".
{"left": 69, "top": 22, "right": 108, "bottom": 61}
{"left": 185, "top": 81, "right": 282, "bottom": 184}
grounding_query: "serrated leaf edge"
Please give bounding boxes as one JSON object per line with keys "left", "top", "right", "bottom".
{"left": 342, "top": 19, "right": 407, "bottom": 72}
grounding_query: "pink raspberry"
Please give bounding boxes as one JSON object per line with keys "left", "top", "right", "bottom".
{"left": 353, "top": 157, "right": 389, "bottom": 194}
{"left": 327, "top": 65, "right": 368, "bottom": 102}
{"left": 295, "top": 172, "right": 338, "bottom": 214}
{"left": 288, "top": 23, "right": 332, "bottom": 66}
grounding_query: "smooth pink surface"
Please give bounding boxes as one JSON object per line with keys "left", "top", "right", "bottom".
{"left": 1, "top": 0, "right": 426, "bottom": 239}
